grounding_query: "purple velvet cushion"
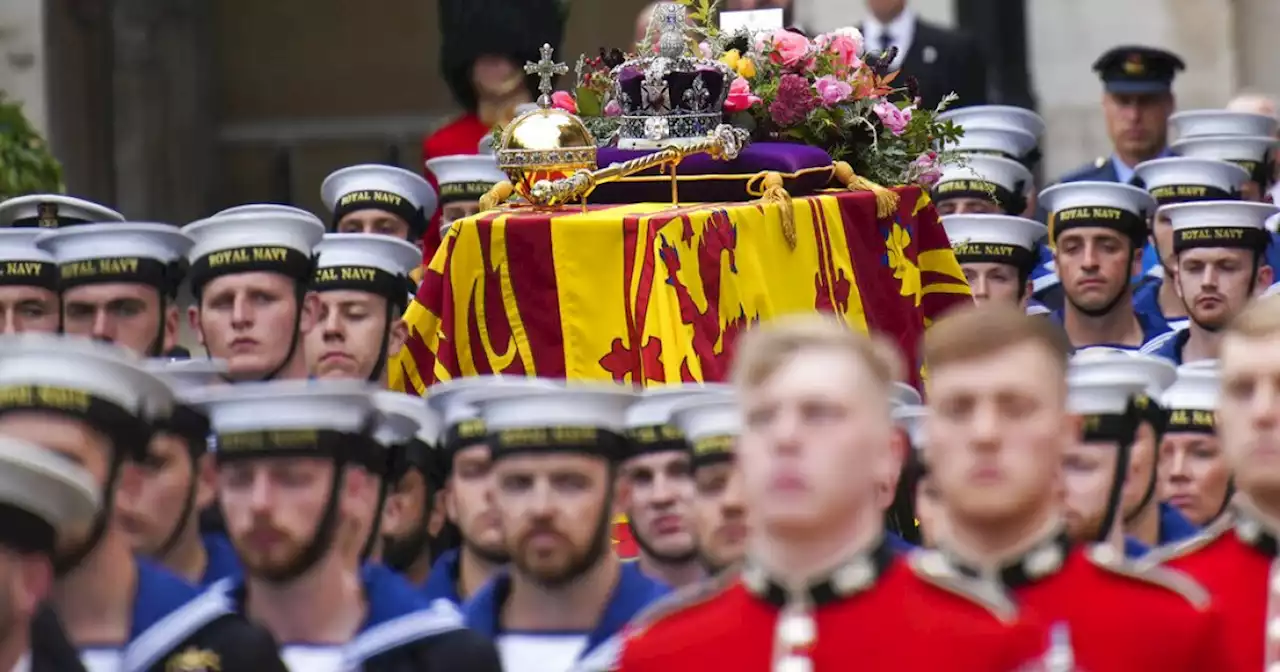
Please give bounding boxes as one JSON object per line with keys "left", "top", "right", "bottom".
{"left": 586, "top": 142, "right": 834, "bottom": 203}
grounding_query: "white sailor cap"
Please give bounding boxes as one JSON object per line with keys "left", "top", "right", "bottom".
{"left": 214, "top": 204, "right": 325, "bottom": 229}
{"left": 933, "top": 155, "right": 1033, "bottom": 213}
{"left": 891, "top": 382, "right": 922, "bottom": 409}
{"left": 1069, "top": 348, "right": 1176, "bottom": 399}
{"left": 941, "top": 214, "right": 1046, "bottom": 271}
{"left": 425, "top": 155, "right": 507, "bottom": 204}
{"left": 313, "top": 233, "right": 420, "bottom": 300}
{"left": 144, "top": 358, "right": 228, "bottom": 397}
{"left": 1162, "top": 366, "right": 1218, "bottom": 433}
{"left": 1067, "top": 375, "right": 1147, "bottom": 416}
{"left": 1038, "top": 181, "right": 1155, "bottom": 243}
{"left": 891, "top": 404, "right": 927, "bottom": 448}
{"left": 0, "top": 230, "right": 57, "bottom": 290}
{"left": 1172, "top": 136, "right": 1279, "bottom": 177}
{"left": 1133, "top": 157, "right": 1249, "bottom": 207}
{"left": 624, "top": 384, "right": 734, "bottom": 457}
{"left": 670, "top": 396, "right": 740, "bottom": 467}
{"left": 182, "top": 211, "right": 325, "bottom": 293}
{"left": 1268, "top": 212, "right": 1280, "bottom": 234}
{"left": 371, "top": 391, "right": 429, "bottom": 448}
{"left": 320, "top": 164, "right": 438, "bottom": 234}
{"left": 426, "top": 376, "right": 563, "bottom": 429}
{"left": 476, "top": 384, "right": 637, "bottom": 461}
{"left": 35, "top": 223, "right": 192, "bottom": 293}
{"left": 0, "top": 435, "right": 99, "bottom": 552}
{"left": 0, "top": 194, "right": 124, "bottom": 229}
{"left": 938, "top": 105, "right": 1046, "bottom": 140}
{"left": 1162, "top": 201, "right": 1278, "bottom": 254}
{"left": 1170, "top": 110, "right": 1279, "bottom": 140}
{"left": 947, "top": 127, "right": 1038, "bottom": 161}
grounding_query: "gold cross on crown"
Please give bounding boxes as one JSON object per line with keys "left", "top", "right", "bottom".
{"left": 525, "top": 43, "right": 569, "bottom": 109}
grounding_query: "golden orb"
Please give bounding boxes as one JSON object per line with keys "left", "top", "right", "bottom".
{"left": 496, "top": 107, "right": 597, "bottom": 204}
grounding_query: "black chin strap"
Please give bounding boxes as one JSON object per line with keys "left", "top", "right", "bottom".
{"left": 261, "top": 460, "right": 348, "bottom": 585}
{"left": 366, "top": 300, "right": 397, "bottom": 383}
{"left": 54, "top": 456, "right": 126, "bottom": 576}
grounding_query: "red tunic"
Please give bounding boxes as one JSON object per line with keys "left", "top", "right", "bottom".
{"left": 616, "top": 549, "right": 1047, "bottom": 672}
{"left": 419, "top": 113, "right": 492, "bottom": 264}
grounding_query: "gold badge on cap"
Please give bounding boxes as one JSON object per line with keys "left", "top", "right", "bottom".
{"left": 165, "top": 647, "right": 220, "bottom": 672}
{"left": 37, "top": 202, "right": 59, "bottom": 229}
{"left": 1123, "top": 54, "right": 1146, "bottom": 76}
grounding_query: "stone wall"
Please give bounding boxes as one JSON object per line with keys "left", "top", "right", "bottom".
{"left": 0, "top": 0, "right": 48, "bottom": 135}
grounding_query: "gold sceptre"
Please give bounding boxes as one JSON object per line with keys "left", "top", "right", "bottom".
{"left": 528, "top": 124, "right": 751, "bottom": 208}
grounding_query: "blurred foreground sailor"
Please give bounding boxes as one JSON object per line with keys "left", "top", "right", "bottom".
{"left": 192, "top": 379, "right": 500, "bottom": 671}
{"left": 941, "top": 214, "right": 1045, "bottom": 313}
{"left": 0, "top": 194, "right": 123, "bottom": 229}
{"left": 346, "top": 391, "right": 432, "bottom": 566}
{"left": 378, "top": 395, "right": 449, "bottom": 588}
{"left": 0, "top": 335, "right": 285, "bottom": 671}
{"left": 670, "top": 392, "right": 748, "bottom": 574}
{"left": 36, "top": 223, "right": 191, "bottom": 357}
{"left": 888, "top": 404, "right": 940, "bottom": 547}
{"left": 182, "top": 210, "right": 324, "bottom": 382}
{"left": 616, "top": 316, "right": 1048, "bottom": 672}
{"left": 0, "top": 436, "right": 98, "bottom": 672}
{"left": 922, "top": 306, "right": 1227, "bottom": 671}
{"left": 0, "top": 230, "right": 60, "bottom": 334}
{"left": 462, "top": 384, "right": 668, "bottom": 672}
{"left": 1156, "top": 364, "right": 1231, "bottom": 529}
{"left": 321, "top": 165, "right": 437, "bottom": 248}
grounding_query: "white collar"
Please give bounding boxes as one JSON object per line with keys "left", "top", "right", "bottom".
{"left": 863, "top": 8, "right": 916, "bottom": 41}
{"left": 10, "top": 652, "right": 29, "bottom": 672}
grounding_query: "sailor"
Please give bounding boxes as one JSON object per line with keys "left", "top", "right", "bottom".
{"left": 350, "top": 390, "right": 435, "bottom": 566}
{"left": 305, "top": 233, "right": 420, "bottom": 383}
{"left": 1155, "top": 364, "right": 1233, "bottom": 529}
{"left": 190, "top": 379, "right": 501, "bottom": 671}
{"left": 941, "top": 213, "right": 1046, "bottom": 314}
{"left": 35, "top": 222, "right": 190, "bottom": 357}
{"left": 1060, "top": 349, "right": 1178, "bottom": 559}
{"left": 933, "top": 150, "right": 1035, "bottom": 220}
{"left": 320, "top": 165, "right": 437, "bottom": 249}
{"left": 1039, "top": 181, "right": 1168, "bottom": 349}
{"left": 425, "top": 153, "right": 508, "bottom": 238}
{"left": 1131, "top": 156, "right": 1250, "bottom": 332}
{"left": 619, "top": 385, "right": 728, "bottom": 589}
{"left": 214, "top": 203, "right": 323, "bottom": 221}
{"left": 890, "top": 404, "right": 941, "bottom": 547}
{"left": 1142, "top": 297, "right": 1280, "bottom": 671}
{"left": 462, "top": 383, "right": 669, "bottom": 672}
{"left": 1170, "top": 109, "right": 1280, "bottom": 203}
{"left": 921, "top": 305, "right": 1226, "bottom": 670}
{"left": 181, "top": 210, "right": 325, "bottom": 382}
{"left": 0, "top": 194, "right": 123, "bottom": 229}
{"left": 0, "top": 229, "right": 61, "bottom": 334}
{"left": 0, "top": 435, "right": 98, "bottom": 672}
{"left": 378, "top": 396, "right": 450, "bottom": 587}
{"left": 882, "top": 383, "right": 925, "bottom": 552}
{"left": 0, "top": 334, "right": 286, "bottom": 671}
{"left": 668, "top": 391, "right": 747, "bottom": 575}
{"left": 1140, "top": 200, "right": 1277, "bottom": 364}
{"left": 615, "top": 316, "right": 1048, "bottom": 672}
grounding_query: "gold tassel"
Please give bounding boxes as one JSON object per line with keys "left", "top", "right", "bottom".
{"left": 759, "top": 171, "right": 796, "bottom": 249}
{"left": 833, "top": 161, "right": 899, "bottom": 219}
{"left": 479, "top": 180, "right": 515, "bottom": 212}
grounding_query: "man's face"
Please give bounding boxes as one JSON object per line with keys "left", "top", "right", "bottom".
{"left": 1120, "top": 422, "right": 1158, "bottom": 520}
{"left": 1054, "top": 229, "right": 1138, "bottom": 313}
{"left": 446, "top": 445, "right": 509, "bottom": 564}
{"left": 1173, "top": 248, "right": 1267, "bottom": 330}
{"left": 927, "top": 342, "right": 1070, "bottom": 526}
{"left": 962, "top": 262, "right": 1026, "bottom": 307}
{"left": 1242, "top": 180, "right": 1265, "bottom": 204}
{"left": 936, "top": 198, "right": 1002, "bottom": 217}
{"left": 116, "top": 434, "right": 211, "bottom": 557}
{"left": 1220, "top": 333, "right": 1280, "bottom": 501}
{"left": 191, "top": 272, "right": 314, "bottom": 381}
{"left": 1060, "top": 439, "right": 1122, "bottom": 542}
{"left": 63, "top": 283, "right": 173, "bottom": 356}
{"left": 381, "top": 469, "right": 433, "bottom": 561}
{"left": 305, "top": 290, "right": 394, "bottom": 381}
{"left": 493, "top": 453, "right": 614, "bottom": 587}
{"left": 739, "top": 348, "right": 892, "bottom": 538}
{"left": 0, "top": 286, "right": 59, "bottom": 334}
{"left": 913, "top": 473, "right": 945, "bottom": 548}
{"left": 1151, "top": 212, "right": 1175, "bottom": 271}
{"left": 691, "top": 461, "right": 747, "bottom": 572}
{"left": 471, "top": 55, "right": 523, "bottom": 99}
{"left": 1159, "top": 432, "right": 1231, "bottom": 526}
{"left": 863, "top": 0, "right": 905, "bottom": 19}
{"left": 442, "top": 202, "right": 481, "bottom": 226}
{"left": 1102, "top": 91, "right": 1173, "bottom": 160}
{"left": 621, "top": 451, "right": 697, "bottom": 563}
{"left": 334, "top": 211, "right": 413, "bottom": 242}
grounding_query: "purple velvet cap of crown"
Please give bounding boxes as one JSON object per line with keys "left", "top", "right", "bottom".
{"left": 587, "top": 142, "right": 834, "bottom": 203}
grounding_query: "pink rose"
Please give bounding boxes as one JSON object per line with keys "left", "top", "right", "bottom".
{"left": 910, "top": 151, "right": 942, "bottom": 187}
{"left": 764, "top": 29, "right": 813, "bottom": 69}
{"left": 551, "top": 90, "right": 577, "bottom": 114}
{"left": 724, "top": 76, "right": 762, "bottom": 113}
{"left": 817, "top": 30, "right": 863, "bottom": 74}
{"left": 874, "top": 99, "right": 913, "bottom": 135}
{"left": 813, "top": 75, "right": 853, "bottom": 106}
{"left": 699, "top": 41, "right": 713, "bottom": 59}
{"left": 603, "top": 99, "right": 623, "bottom": 117}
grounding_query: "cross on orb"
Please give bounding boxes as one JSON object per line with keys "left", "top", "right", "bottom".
{"left": 525, "top": 43, "right": 569, "bottom": 108}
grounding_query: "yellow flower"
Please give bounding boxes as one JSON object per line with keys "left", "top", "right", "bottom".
{"left": 720, "top": 49, "right": 741, "bottom": 70}
{"left": 736, "top": 56, "right": 756, "bottom": 79}
{"left": 885, "top": 223, "right": 922, "bottom": 305}
{"left": 719, "top": 49, "right": 756, "bottom": 79}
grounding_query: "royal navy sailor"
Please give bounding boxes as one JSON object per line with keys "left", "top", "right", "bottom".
{"left": 1155, "top": 364, "right": 1233, "bottom": 529}
{"left": 190, "top": 379, "right": 501, "bottom": 671}
{"left": 0, "top": 334, "right": 287, "bottom": 672}
{"left": 425, "top": 153, "right": 508, "bottom": 239}
{"left": 321, "top": 165, "right": 438, "bottom": 249}
{"left": 0, "top": 194, "right": 123, "bottom": 229}
{"left": 377, "top": 394, "right": 450, "bottom": 587}
{"left": 941, "top": 213, "right": 1046, "bottom": 314}
{"left": 0, "top": 229, "right": 61, "bottom": 334}
{"left": 667, "top": 391, "right": 748, "bottom": 574}
{"left": 889, "top": 403, "right": 942, "bottom": 547}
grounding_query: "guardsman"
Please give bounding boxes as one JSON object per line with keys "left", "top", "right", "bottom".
{"left": 379, "top": 399, "right": 449, "bottom": 587}
{"left": 0, "top": 335, "right": 287, "bottom": 671}
{"left": 304, "top": 233, "right": 420, "bottom": 383}
{"left": 941, "top": 213, "right": 1046, "bottom": 314}
{"left": 321, "top": 165, "right": 437, "bottom": 250}
{"left": 117, "top": 359, "right": 240, "bottom": 587}
{"left": 615, "top": 316, "right": 1048, "bottom": 672}
{"left": 462, "top": 384, "right": 668, "bottom": 672}
{"left": 0, "top": 194, "right": 122, "bottom": 229}
{"left": 425, "top": 153, "right": 508, "bottom": 239}
{"left": 1061, "top": 349, "right": 1180, "bottom": 559}
{"left": 0, "top": 230, "right": 60, "bottom": 334}
{"left": 35, "top": 223, "right": 190, "bottom": 357}
{"left": 0, "top": 435, "right": 98, "bottom": 671}
{"left": 182, "top": 210, "right": 324, "bottom": 382}
{"left": 669, "top": 392, "right": 747, "bottom": 575}
{"left": 1140, "top": 201, "right": 1276, "bottom": 364}
{"left": 922, "top": 305, "right": 1228, "bottom": 671}
{"left": 191, "top": 379, "right": 501, "bottom": 671}
{"left": 1039, "top": 181, "right": 1168, "bottom": 349}
{"left": 620, "top": 386, "right": 726, "bottom": 589}
{"left": 1157, "top": 364, "right": 1232, "bottom": 528}
{"left": 1131, "top": 156, "right": 1250, "bottom": 332}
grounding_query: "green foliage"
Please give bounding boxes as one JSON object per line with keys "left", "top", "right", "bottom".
{"left": 0, "top": 93, "right": 63, "bottom": 200}
{"left": 675, "top": 0, "right": 721, "bottom": 40}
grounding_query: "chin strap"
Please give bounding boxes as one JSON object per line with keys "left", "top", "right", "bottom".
{"left": 54, "top": 454, "right": 127, "bottom": 576}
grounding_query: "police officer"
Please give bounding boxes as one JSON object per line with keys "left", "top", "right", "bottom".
{"left": 0, "top": 194, "right": 122, "bottom": 229}
{"left": 0, "top": 229, "right": 60, "bottom": 334}
{"left": 940, "top": 213, "right": 1046, "bottom": 313}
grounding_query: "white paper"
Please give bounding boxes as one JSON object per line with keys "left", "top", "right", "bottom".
{"left": 719, "top": 8, "right": 784, "bottom": 34}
